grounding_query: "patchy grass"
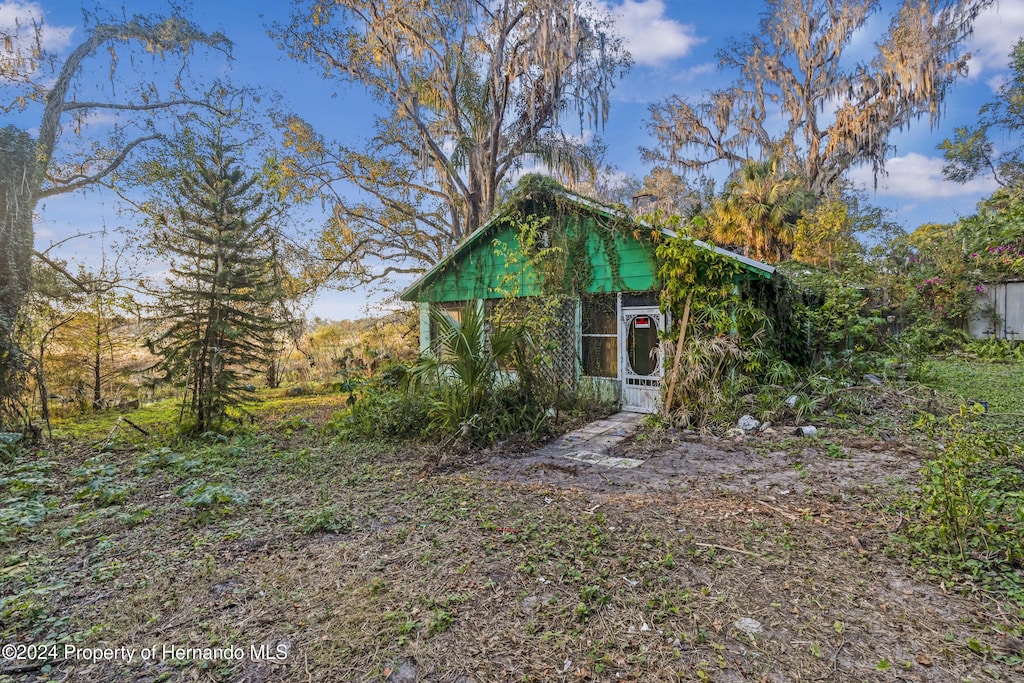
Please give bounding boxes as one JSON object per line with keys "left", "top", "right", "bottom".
{"left": 46, "top": 392, "right": 353, "bottom": 444}
{"left": 2, "top": 395, "right": 1023, "bottom": 682}
{"left": 47, "top": 399, "right": 183, "bottom": 443}
{"left": 927, "top": 356, "right": 1024, "bottom": 427}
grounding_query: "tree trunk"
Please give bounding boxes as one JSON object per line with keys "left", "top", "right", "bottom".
{"left": 92, "top": 317, "right": 103, "bottom": 408}
{"left": 0, "top": 126, "right": 38, "bottom": 422}
{"left": 34, "top": 354, "right": 50, "bottom": 437}
{"left": 663, "top": 291, "right": 693, "bottom": 419}
{"left": 266, "top": 358, "right": 278, "bottom": 389}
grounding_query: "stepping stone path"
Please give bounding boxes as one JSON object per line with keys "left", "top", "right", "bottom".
{"left": 532, "top": 411, "right": 646, "bottom": 469}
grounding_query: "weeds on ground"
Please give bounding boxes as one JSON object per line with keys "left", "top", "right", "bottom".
{"left": 966, "top": 337, "right": 1024, "bottom": 363}
{"left": 49, "top": 398, "right": 181, "bottom": 443}
{"left": 325, "top": 386, "right": 430, "bottom": 441}
{"left": 299, "top": 504, "right": 353, "bottom": 534}
{"left": 0, "top": 452, "right": 55, "bottom": 543}
{"left": 899, "top": 406, "right": 1024, "bottom": 606}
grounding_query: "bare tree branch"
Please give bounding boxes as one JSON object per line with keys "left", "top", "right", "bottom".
{"left": 32, "top": 250, "right": 90, "bottom": 292}
{"left": 37, "top": 134, "right": 161, "bottom": 198}
{"left": 60, "top": 98, "right": 223, "bottom": 114}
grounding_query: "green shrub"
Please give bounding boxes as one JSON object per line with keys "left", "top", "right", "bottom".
{"left": 486, "top": 384, "right": 553, "bottom": 442}
{"left": 410, "top": 303, "right": 528, "bottom": 441}
{"left": 406, "top": 304, "right": 562, "bottom": 445}
{"left": 966, "top": 337, "right": 1023, "bottom": 362}
{"left": 902, "top": 409, "right": 1024, "bottom": 603}
{"left": 326, "top": 388, "right": 430, "bottom": 440}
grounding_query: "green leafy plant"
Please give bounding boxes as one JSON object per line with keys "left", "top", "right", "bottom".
{"left": 176, "top": 480, "right": 247, "bottom": 521}
{"left": 902, "top": 408, "right": 1024, "bottom": 603}
{"left": 657, "top": 227, "right": 771, "bottom": 429}
{"left": 299, "top": 505, "right": 353, "bottom": 534}
{"left": 967, "top": 337, "right": 1022, "bottom": 363}
{"left": 0, "top": 454, "right": 55, "bottom": 544}
{"left": 791, "top": 392, "right": 820, "bottom": 424}
{"left": 72, "top": 457, "right": 131, "bottom": 508}
{"left": 326, "top": 383, "right": 430, "bottom": 441}
{"left": 825, "top": 442, "right": 848, "bottom": 459}
{"left": 135, "top": 446, "right": 186, "bottom": 474}
{"left": 426, "top": 609, "right": 454, "bottom": 637}
{"left": 409, "top": 303, "right": 532, "bottom": 443}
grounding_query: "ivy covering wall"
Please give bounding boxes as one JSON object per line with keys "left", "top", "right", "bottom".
{"left": 402, "top": 175, "right": 661, "bottom": 304}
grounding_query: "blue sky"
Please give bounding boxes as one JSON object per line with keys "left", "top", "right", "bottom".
{"left": 5, "top": 0, "right": 1024, "bottom": 320}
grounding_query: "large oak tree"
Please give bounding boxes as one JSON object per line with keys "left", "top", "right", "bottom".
{"left": 272, "top": 0, "right": 630, "bottom": 284}
{"left": 643, "top": 0, "right": 993, "bottom": 195}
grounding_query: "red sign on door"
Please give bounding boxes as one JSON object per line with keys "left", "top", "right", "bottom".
{"left": 635, "top": 316, "right": 651, "bottom": 329}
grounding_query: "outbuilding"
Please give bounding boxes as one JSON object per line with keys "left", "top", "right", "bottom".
{"left": 400, "top": 176, "right": 774, "bottom": 413}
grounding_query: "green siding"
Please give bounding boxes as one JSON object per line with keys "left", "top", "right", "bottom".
{"left": 579, "top": 376, "right": 621, "bottom": 405}
{"left": 411, "top": 214, "right": 659, "bottom": 303}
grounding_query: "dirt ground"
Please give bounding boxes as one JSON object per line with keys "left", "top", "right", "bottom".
{"left": 464, "top": 425, "right": 1024, "bottom": 681}
{"left": 2, "top": 412, "right": 1022, "bottom": 682}
{"left": 478, "top": 427, "right": 924, "bottom": 501}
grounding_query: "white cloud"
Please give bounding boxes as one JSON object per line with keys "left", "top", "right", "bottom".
{"left": 1, "top": 1, "right": 74, "bottom": 79}
{"left": 595, "top": 166, "right": 630, "bottom": 190}
{"left": 966, "top": 0, "right": 1024, "bottom": 81}
{"left": 849, "top": 152, "right": 998, "bottom": 199}
{"left": 65, "top": 109, "right": 123, "bottom": 131}
{"left": 672, "top": 61, "right": 716, "bottom": 83}
{"left": 986, "top": 74, "right": 1007, "bottom": 91}
{"left": 0, "top": 1, "right": 74, "bottom": 50}
{"left": 595, "top": 0, "right": 702, "bottom": 67}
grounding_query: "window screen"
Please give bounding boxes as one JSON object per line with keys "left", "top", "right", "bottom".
{"left": 581, "top": 295, "right": 617, "bottom": 377}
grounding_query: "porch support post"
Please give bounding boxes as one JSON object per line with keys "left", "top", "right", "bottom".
{"left": 616, "top": 293, "right": 623, "bottom": 405}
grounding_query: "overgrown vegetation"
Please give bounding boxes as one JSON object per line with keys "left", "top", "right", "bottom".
{"left": 656, "top": 222, "right": 772, "bottom": 429}
{"left": 401, "top": 302, "right": 565, "bottom": 447}
{"left": 1, "top": 8, "right": 232, "bottom": 431}
{"left": 2, "top": 394, "right": 1022, "bottom": 682}
{"left": 0, "top": 126, "right": 36, "bottom": 426}
{"left": 901, "top": 408, "right": 1024, "bottom": 604}
{"left": 4, "top": 4, "right": 1024, "bottom": 677}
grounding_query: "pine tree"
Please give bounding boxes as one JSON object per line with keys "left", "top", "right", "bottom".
{"left": 146, "top": 128, "right": 283, "bottom": 433}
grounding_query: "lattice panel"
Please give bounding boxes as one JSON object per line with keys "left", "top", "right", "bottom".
{"left": 488, "top": 296, "right": 578, "bottom": 400}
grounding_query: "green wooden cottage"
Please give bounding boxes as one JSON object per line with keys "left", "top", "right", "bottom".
{"left": 400, "top": 177, "right": 774, "bottom": 413}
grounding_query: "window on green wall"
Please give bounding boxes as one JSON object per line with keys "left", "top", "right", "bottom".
{"left": 429, "top": 301, "right": 466, "bottom": 354}
{"left": 582, "top": 294, "right": 617, "bottom": 377}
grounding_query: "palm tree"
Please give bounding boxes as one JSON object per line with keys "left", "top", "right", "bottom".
{"left": 713, "top": 158, "right": 812, "bottom": 263}
{"left": 409, "top": 303, "right": 527, "bottom": 436}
